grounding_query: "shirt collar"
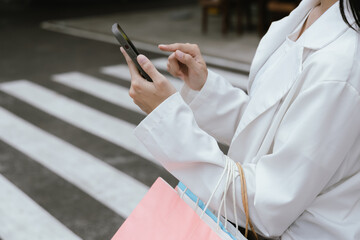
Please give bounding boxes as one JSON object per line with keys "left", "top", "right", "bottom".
{"left": 295, "top": 1, "right": 357, "bottom": 50}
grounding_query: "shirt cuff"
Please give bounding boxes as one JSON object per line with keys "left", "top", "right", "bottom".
{"left": 180, "top": 69, "right": 219, "bottom": 108}
{"left": 134, "top": 92, "right": 183, "bottom": 143}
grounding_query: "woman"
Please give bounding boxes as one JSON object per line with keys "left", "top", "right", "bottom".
{"left": 121, "top": 0, "right": 360, "bottom": 238}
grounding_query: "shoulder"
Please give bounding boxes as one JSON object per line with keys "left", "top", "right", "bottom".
{"left": 301, "top": 29, "right": 360, "bottom": 94}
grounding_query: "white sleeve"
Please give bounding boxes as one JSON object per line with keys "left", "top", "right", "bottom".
{"left": 134, "top": 92, "right": 231, "bottom": 216}
{"left": 180, "top": 69, "right": 249, "bottom": 145}
{"left": 134, "top": 92, "right": 254, "bottom": 234}
{"left": 134, "top": 81, "right": 360, "bottom": 238}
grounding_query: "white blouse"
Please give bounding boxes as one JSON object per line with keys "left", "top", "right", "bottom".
{"left": 251, "top": 7, "right": 313, "bottom": 97}
{"left": 134, "top": 1, "right": 360, "bottom": 239}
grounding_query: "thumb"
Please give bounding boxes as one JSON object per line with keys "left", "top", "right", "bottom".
{"left": 137, "top": 54, "right": 163, "bottom": 83}
{"left": 175, "top": 50, "right": 197, "bottom": 69}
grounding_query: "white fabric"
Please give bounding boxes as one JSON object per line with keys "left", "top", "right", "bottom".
{"left": 134, "top": 0, "right": 360, "bottom": 239}
{"left": 250, "top": 7, "right": 312, "bottom": 97}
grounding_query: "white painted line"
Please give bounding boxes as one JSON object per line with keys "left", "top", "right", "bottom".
{"left": 203, "top": 55, "right": 251, "bottom": 74}
{"left": 150, "top": 58, "right": 170, "bottom": 71}
{"left": 0, "top": 107, "right": 148, "bottom": 219}
{"left": 100, "top": 64, "right": 131, "bottom": 81}
{"left": 0, "top": 80, "right": 156, "bottom": 165}
{"left": 41, "top": 21, "right": 119, "bottom": 46}
{"left": 52, "top": 72, "right": 143, "bottom": 114}
{"left": 151, "top": 58, "right": 248, "bottom": 90}
{"left": 0, "top": 174, "right": 82, "bottom": 240}
{"left": 100, "top": 63, "right": 184, "bottom": 91}
{"left": 209, "top": 67, "right": 248, "bottom": 90}
{"left": 41, "top": 21, "right": 166, "bottom": 55}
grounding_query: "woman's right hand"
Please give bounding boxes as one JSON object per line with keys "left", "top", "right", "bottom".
{"left": 158, "top": 43, "right": 208, "bottom": 91}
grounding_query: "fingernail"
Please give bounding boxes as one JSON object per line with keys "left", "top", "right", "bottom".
{"left": 137, "top": 54, "right": 148, "bottom": 64}
{"left": 176, "top": 50, "right": 184, "bottom": 59}
{"left": 158, "top": 44, "right": 165, "bottom": 48}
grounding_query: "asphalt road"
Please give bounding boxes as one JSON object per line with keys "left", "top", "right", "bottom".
{"left": 0, "top": 3, "right": 184, "bottom": 239}
{"left": 0, "top": 3, "right": 244, "bottom": 239}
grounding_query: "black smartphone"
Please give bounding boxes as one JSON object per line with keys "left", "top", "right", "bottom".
{"left": 112, "top": 23, "right": 152, "bottom": 82}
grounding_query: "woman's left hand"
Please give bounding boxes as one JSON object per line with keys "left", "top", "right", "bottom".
{"left": 120, "top": 47, "right": 177, "bottom": 114}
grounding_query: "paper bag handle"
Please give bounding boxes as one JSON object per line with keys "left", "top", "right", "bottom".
{"left": 236, "top": 162, "right": 258, "bottom": 240}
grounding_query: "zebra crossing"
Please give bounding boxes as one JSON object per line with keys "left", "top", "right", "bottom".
{"left": 0, "top": 57, "right": 249, "bottom": 240}
{"left": 0, "top": 174, "right": 82, "bottom": 240}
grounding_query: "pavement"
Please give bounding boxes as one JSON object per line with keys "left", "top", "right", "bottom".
{"left": 41, "top": 3, "right": 260, "bottom": 66}
{"left": 0, "top": 2, "right": 253, "bottom": 240}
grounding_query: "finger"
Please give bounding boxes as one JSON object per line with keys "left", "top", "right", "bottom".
{"left": 174, "top": 50, "right": 197, "bottom": 69}
{"left": 137, "top": 54, "right": 165, "bottom": 84}
{"left": 158, "top": 44, "right": 173, "bottom": 52}
{"left": 120, "top": 47, "right": 140, "bottom": 78}
{"left": 158, "top": 43, "right": 199, "bottom": 56}
{"left": 167, "top": 53, "right": 182, "bottom": 76}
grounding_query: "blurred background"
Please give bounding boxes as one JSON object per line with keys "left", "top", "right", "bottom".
{"left": 0, "top": 0, "right": 299, "bottom": 239}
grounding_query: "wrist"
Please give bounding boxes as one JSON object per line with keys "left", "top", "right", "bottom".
{"left": 190, "top": 69, "right": 208, "bottom": 91}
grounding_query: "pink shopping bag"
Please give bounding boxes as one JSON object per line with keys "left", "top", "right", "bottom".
{"left": 111, "top": 177, "right": 223, "bottom": 240}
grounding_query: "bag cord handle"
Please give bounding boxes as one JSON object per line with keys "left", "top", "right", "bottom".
{"left": 236, "top": 162, "right": 258, "bottom": 240}
{"left": 199, "top": 155, "right": 259, "bottom": 239}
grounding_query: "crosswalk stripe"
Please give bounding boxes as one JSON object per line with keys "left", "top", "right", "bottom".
{"left": 100, "top": 64, "right": 132, "bottom": 81}
{"left": 101, "top": 58, "right": 248, "bottom": 91}
{"left": 208, "top": 67, "right": 248, "bottom": 90}
{"left": 0, "top": 107, "right": 148, "bottom": 219}
{"left": 0, "top": 80, "right": 157, "bottom": 164}
{"left": 52, "top": 71, "right": 143, "bottom": 114}
{"left": 150, "top": 58, "right": 249, "bottom": 90}
{"left": 0, "top": 174, "right": 82, "bottom": 240}
{"left": 0, "top": 90, "right": 177, "bottom": 189}
{"left": 0, "top": 138, "right": 126, "bottom": 240}
{"left": 100, "top": 62, "right": 184, "bottom": 90}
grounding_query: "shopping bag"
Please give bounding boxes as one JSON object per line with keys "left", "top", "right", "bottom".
{"left": 111, "top": 177, "right": 224, "bottom": 240}
{"left": 176, "top": 182, "right": 246, "bottom": 240}
{"left": 175, "top": 156, "right": 258, "bottom": 240}
{"left": 112, "top": 156, "right": 257, "bottom": 240}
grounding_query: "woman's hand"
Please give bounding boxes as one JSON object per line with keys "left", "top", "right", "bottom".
{"left": 120, "top": 47, "right": 177, "bottom": 114}
{"left": 159, "top": 43, "right": 208, "bottom": 91}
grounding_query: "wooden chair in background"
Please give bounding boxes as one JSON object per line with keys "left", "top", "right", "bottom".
{"left": 199, "top": 0, "right": 300, "bottom": 36}
{"left": 199, "top": 0, "right": 230, "bottom": 35}
{"left": 199, "top": 0, "right": 252, "bottom": 35}
{"left": 258, "top": 0, "right": 301, "bottom": 36}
